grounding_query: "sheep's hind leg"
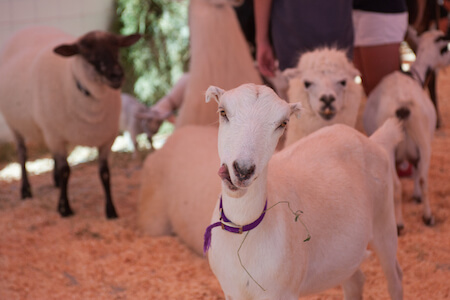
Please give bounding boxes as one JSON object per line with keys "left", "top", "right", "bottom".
{"left": 53, "top": 156, "right": 60, "bottom": 187}
{"left": 98, "top": 145, "right": 118, "bottom": 219}
{"left": 342, "top": 268, "right": 365, "bottom": 300}
{"left": 54, "top": 154, "right": 73, "bottom": 217}
{"left": 14, "top": 132, "right": 32, "bottom": 199}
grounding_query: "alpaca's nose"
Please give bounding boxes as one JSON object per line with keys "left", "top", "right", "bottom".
{"left": 233, "top": 161, "right": 255, "bottom": 181}
{"left": 320, "top": 95, "right": 335, "bottom": 106}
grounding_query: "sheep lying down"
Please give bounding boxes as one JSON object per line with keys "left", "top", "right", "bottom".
{"left": 0, "top": 26, "right": 140, "bottom": 218}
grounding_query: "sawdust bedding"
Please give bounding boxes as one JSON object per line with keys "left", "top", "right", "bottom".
{"left": 1, "top": 72, "right": 450, "bottom": 299}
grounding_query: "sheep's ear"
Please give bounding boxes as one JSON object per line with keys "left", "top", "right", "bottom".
{"left": 282, "top": 68, "right": 301, "bottom": 80}
{"left": 205, "top": 86, "right": 225, "bottom": 104}
{"left": 118, "top": 34, "right": 141, "bottom": 48}
{"left": 53, "top": 44, "right": 79, "bottom": 57}
{"left": 289, "top": 102, "right": 302, "bottom": 119}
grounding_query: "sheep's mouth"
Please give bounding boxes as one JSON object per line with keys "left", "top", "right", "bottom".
{"left": 107, "top": 79, "right": 123, "bottom": 90}
{"left": 218, "top": 164, "right": 239, "bottom": 191}
{"left": 319, "top": 106, "right": 336, "bottom": 120}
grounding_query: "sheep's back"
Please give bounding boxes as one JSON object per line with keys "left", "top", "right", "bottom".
{"left": 0, "top": 27, "right": 70, "bottom": 144}
{"left": 364, "top": 71, "right": 436, "bottom": 136}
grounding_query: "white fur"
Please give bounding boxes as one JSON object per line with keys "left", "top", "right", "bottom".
{"left": 363, "top": 30, "right": 450, "bottom": 229}
{"left": 0, "top": 26, "right": 138, "bottom": 217}
{"left": 120, "top": 93, "right": 151, "bottom": 153}
{"left": 283, "top": 47, "right": 363, "bottom": 146}
{"left": 206, "top": 84, "right": 402, "bottom": 299}
{"left": 126, "top": 73, "right": 189, "bottom": 150}
{"left": 0, "top": 26, "right": 121, "bottom": 153}
{"left": 174, "top": 0, "right": 262, "bottom": 128}
{"left": 138, "top": 83, "right": 402, "bottom": 299}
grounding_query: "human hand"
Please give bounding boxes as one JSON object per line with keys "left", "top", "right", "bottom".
{"left": 256, "top": 41, "right": 276, "bottom": 77}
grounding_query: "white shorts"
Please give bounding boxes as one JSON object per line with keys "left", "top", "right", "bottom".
{"left": 353, "top": 10, "right": 409, "bottom": 47}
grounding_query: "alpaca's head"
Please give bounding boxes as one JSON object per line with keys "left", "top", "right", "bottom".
{"left": 206, "top": 84, "right": 300, "bottom": 194}
{"left": 284, "top": 48, "right": 361, "bottom": 121}
{"left": 53, "top": 31, "right": 141, "bottom": 89}
{"left": 415, "top": 30, "right": 450, "bottom": 70}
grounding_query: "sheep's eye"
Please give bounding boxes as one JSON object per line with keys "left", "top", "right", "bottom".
{"left": 219, "top": 109, "right": 228, "bottom": 120}
{"left": 304, "top": 81, "right": 312, "bottom": 88}
{"left": 278, "top": 120, "right": 288, "bottom": 129}
{"left": 339, "top": 80, "right": 347, "bottom": 86}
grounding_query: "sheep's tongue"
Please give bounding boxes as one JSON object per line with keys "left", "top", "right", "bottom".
{"left": 218, "top": 164, "right": 230, "bottom": 181}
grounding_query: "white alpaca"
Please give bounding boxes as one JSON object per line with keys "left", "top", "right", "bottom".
{"left": 363, "top": 30, "right": 450, "bottom": 231}
{"left": 0, "top": 26, "right": 140, "bottom": 217}
{"left": 283, "top": 47, "right": 363, "bottom": 146}
{"left": 175, "top": 0, "right": 262, "bottom": 128}
{"left": 205, "top": 84, "right": 402, "bottom": 299}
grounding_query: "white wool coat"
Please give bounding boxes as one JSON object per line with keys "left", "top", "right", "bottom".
{"left": 0, "top": 26, "right": 120, "bottom": 154}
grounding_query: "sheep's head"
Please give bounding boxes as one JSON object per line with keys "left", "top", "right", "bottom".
{"left": 206, "top": 84, "right": 301, "bottom": 194}
{"left": 284, "top": 48, "right": 360, "bottom": 121}
{"left": 53, "top": 31, "right": 141, "bottom": 89}
{"left": 136, "top": 108, "right": 170, "bottom": 149}
{"left": 415, "top": 30, "right": 450, "bottom": 70}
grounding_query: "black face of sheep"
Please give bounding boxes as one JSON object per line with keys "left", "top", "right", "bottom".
{"left": 53, "top": 31, "right": 141, "bottom": 89}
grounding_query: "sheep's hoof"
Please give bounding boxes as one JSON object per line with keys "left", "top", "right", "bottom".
{"left": 58, "top": 202, "right": 74, "bottom": 217}
{"left": 423, "top": 215, "right": 435, "bottom": 226}
{"left": 21, "top": 187, "right": 33, "bottom": 199}
{"left": 397, "top": 224, "right": 404, "bottom": 236}
{"left": 412, "top": 196, "right": 422, "bottom": 204}
{"left": 106, "top": 206, "right": 118, "bottom": 219}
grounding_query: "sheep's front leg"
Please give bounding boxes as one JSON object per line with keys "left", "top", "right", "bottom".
{"left": 98, "top": 145, "right": 118, "bottom": 219}
{"left": 14, "top": 132, "right": 32, "bottom": 198}
{"left": 54, "top": 154, "right": 73, "bottom": 217}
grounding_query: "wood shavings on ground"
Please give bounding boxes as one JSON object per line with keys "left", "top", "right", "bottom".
{"left": 1, "top": 70, "right": 450, "bottom": 299}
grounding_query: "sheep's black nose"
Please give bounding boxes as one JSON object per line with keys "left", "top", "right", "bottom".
{"left": 233, "top": 161, "right": 255, "bottom": 181}
{"left": 320, "top": 95, "right": 335, "bottom": 106}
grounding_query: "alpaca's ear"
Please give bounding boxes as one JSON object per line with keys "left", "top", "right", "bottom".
{"left": 282, "top": 68, "right": 301, "bottom": 80}
{"left": 349, "top": 65, "right": 361, "bottom": 80}
{"left": 289, "top": 103, "right": 302, "bottom": 119}
{"left": 205, "top": 86, "right": 225, "bottom": 104}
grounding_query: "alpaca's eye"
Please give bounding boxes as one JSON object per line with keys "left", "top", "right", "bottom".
{"left": 339, "top": 80, "right": 347, "bottom": 86}
{"left": 278, "top": 120, "right": 288, "bottom": 129}
{"left": 304, "top": 81, "right": 312, "bottom": 88}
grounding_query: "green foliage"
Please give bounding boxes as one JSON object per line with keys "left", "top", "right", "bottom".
{"left": 113, "top": 0, "right": 190, "bottom": 105}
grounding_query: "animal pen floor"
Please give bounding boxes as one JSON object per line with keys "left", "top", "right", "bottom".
{"left": 1, "top": 73, "right": 450, "bottom": 300}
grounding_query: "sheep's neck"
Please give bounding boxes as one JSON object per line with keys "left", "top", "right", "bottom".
{"left": 221, "top": 168, "right": 268, "bottom": 226}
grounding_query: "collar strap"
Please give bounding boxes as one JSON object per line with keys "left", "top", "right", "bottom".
{"left": 406, "top": 66, "right": 425, "bottom": 88}
{"left": 75, "top": 77, "right": 91, "bottom": 97}
{"left": 203, "top": 196, "right": 268, "bottom": 254}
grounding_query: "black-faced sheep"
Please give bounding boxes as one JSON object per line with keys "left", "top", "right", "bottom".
{"left": 0, "top": 26, "right": 140, "bottom": 218}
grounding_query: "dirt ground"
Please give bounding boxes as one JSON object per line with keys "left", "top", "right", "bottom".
{"left": 1, "top": 71, "right": 449, "bottom": 300}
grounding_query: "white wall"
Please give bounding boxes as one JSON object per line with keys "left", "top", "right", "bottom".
{"left": 0, "top": 0, "right": 115, "bottom": 142}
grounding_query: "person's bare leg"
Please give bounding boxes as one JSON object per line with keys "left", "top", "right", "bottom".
{"left": 355, "top": 43, "right": 401, "bottom": 96}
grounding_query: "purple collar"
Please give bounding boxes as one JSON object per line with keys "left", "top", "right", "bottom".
{"left": 203, "top": 196, "right": 268, "bottom": 254}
